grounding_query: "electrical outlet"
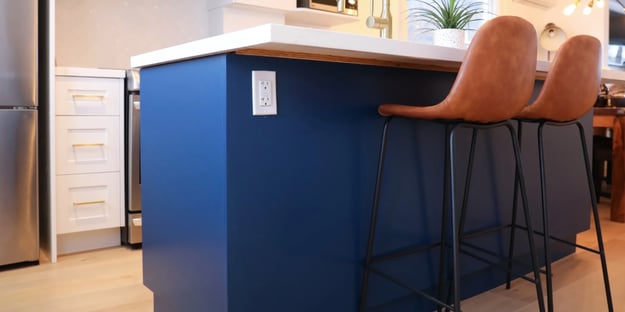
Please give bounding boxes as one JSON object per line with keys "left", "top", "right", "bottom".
{"left": 252, "top": 71, "right": 277, "bottom": 116}
{"left": 259, "top": 80, "right": 271, "bottom": 106}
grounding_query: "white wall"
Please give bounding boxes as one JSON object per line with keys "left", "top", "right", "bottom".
{"left": 55, "top": 0, "right": 214, "bottom": 69}
{"left": 499, "top": 0, "right": 609, "bottom": 65}
{"left": 55, "top": 0, "right": 610, "bottom": 69}
{"left": 55, "top": 0, "right": 403, "bottom": 68}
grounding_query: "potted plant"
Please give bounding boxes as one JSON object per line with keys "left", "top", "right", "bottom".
{"left": 408, "top": 0, "right": 485, "bottom": 49}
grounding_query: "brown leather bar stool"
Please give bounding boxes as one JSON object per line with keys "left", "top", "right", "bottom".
{"left": 359, "top": 16, "right": 545, "bottom": 312}
{"left": 510, "top": 35, "right": 613, "bottom": 312}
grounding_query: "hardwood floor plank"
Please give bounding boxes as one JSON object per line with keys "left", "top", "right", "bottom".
{"left": 0, "top": 247, "right": 152, "bottom": 312}
{"left": 0, "top": 202, "right": 621, "bottom": 311}
{"left": 464, "top": 202, "right": 625, "bottom": 311}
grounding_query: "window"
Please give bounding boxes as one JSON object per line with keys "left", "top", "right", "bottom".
{"left": 608, "top": 44, "right": 625, "bottom": 68}
{"left": 407, "top": 0, "right": 496, "bottom": 46}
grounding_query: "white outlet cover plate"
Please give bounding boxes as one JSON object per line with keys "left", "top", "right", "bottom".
{"left": 252, "top": 70, "right": 277, "bottom": 116}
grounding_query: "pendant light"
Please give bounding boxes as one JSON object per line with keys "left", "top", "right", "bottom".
{"left": 563, "top": 0, "right": 604, "bottom": 15}
{"left": 563, "top": 0, "right": 579, "bottom": 15}
{"left": 583, "top": 0, "right": 594, "bottom": 15}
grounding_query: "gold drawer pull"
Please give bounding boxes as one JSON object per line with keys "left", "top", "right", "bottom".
{"left": 73, "top": 200, "right": 106, "bottom": 206}
{"left": 72, "top": 143, "right": 104, "bottom": 148}
{"left": 72, "top": 94, "right": 105, "bottom": 100}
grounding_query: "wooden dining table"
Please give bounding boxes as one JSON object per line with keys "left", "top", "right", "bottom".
{"left": 594, "top": 107, "right": 625, "bottom": 222}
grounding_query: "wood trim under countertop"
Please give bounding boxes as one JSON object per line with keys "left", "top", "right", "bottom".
{"left": 236, "top": 48, "right": 462, "bottom": 73}
{"left": 236, "top": 48, "right": 550, "bottom": 80}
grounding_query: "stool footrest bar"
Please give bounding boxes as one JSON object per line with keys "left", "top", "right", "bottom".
{"left": 516, "top": 225, "right": 601, "bottom": 255}
{"left": 369, "top": 267, "right": 456, "bottom": 311}
{"left": 459, "top": 245, "right": 538, "bottom": 284}
{"left": 461, "top": 224, "right": 512, "bottom": 241}
{"left": 371, "top": 241, "right": 442, "bottom": 264}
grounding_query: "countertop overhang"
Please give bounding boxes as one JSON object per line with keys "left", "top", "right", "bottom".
{"left": 55, "top": 66, "right": 126, "bottom": 78}
{"left": 130, "top": 23, "right": 625, "bottom": 83}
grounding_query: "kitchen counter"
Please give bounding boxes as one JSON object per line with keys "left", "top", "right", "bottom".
{"left": 131, "top": 23, "right": 625, "bottom": 83}
{"left": 135, "top": 24, "right": 601, "bottom": 312}
{"left": 131, "top": 23, "right": 467, "bottom": 70}
{"left": 55, "top": 66, "right": 126, "bottom": 78}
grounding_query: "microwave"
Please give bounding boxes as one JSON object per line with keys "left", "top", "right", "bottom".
{"left": 297, "top": 0, "right": 358, "bottom": 16}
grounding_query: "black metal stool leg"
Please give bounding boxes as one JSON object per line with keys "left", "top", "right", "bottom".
{"left": 444, "top": 128, "right": 478, "bottom": 309}
{"left": 438, "top": 128, "right": 478, "bottom": 310}
{"left": 576, "top": 122, "right": 614, "bottom": 312}
{"left": 437, "top": 124, "right": 453, "bottom": 312}
{"left": 458, "top": 129, "right": 479, "bottom": 241}
{"left": 359, "top": 117, "right": 393, "bottom": 312}
{"left": 448, "top": 125, "right": 462, "bottom": 311}
{"left": 506, "top": 121, "right": 523, "bottom": 289}
{"left": 506, "top": 122, "right": 546, "bottom": 312}
{"left": 363, "top": 120, "right": 549, "bottom": 312}
{"left": 537, "top": 123, "right": 554, "bottom": 312}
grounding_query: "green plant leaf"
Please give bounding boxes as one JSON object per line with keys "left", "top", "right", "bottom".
{"left": 408, "top": 0, "right": 486, "bottom": 30}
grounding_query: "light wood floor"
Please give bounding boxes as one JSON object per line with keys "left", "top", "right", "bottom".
{"left": 0, "top": 247, "right": 152, "bottom": 312}
{"left": 0, "top": 202, "right": 622, "bottom": 312}
{"left": 464, "top": 201, "right": 625, "bottom": 311}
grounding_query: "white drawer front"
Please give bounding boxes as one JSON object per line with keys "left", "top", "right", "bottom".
{"left": 56, "top": 116, "right": 120, "bottom": 175}
{"left": 55, "top": 76, "right": 122, "bottom": 116}
{"left": 57, "top": 172, "right": 122, "bottom": 234}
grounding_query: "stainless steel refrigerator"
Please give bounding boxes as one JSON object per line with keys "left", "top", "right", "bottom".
{"left": 0, "top": 0, "right": 39, "bottom": 267}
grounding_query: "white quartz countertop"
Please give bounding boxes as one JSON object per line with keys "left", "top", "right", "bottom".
{"left": 56, "top": 66, "right": 126, "bottom": 78}
{"left": 130, "top": 23, "right": 625, "bottom": 83}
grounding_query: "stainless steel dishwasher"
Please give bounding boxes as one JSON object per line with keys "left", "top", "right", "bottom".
{"left": 122, "top": 69, "right": 142, "bottom": 247}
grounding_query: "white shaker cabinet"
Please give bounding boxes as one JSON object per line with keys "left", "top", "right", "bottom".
{"left": 53, "top": 67, "right": 125, "bottom": 254}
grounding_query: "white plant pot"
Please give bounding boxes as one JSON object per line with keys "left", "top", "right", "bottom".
{"left": 432, "top": 29, "right": 466, "bottom": 49}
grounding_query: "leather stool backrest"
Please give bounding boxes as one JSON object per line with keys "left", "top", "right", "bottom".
{"left": 516, "top": 35, "right": 602, "bottom": 122}
{"left": 378, "top": 16, "right": 538, "bottom": 123}
{"left": 443, "top": 15, "right": 538, "bottom": 122}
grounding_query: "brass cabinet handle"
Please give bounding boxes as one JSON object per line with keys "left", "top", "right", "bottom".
{"left": 72, "top": 200, "right": 106, "bottom": 206}
{"left": 72, "top": 143, "right": 104, "bottom": 147}
{"left": 71, "top": 94, "right": 105, "bottom": 100}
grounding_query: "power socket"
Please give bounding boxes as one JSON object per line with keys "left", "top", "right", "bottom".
{"left": 252, "top": 71, "right": 277, "bottom": 116}
{"left": 259, "top": 80, "right": 271, "bottom": 107}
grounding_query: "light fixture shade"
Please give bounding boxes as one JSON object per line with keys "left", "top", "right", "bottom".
{"left": 563, "top": 2, "right": 577, "bottom": 15}
{"left": 596, "top": 0, "right": 604, "bottom": 8}
{"left": 539, "top": 23, "right": 567, "bottom": 52}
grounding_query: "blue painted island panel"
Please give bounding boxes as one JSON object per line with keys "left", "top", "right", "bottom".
{"left": 141, "top": 57, "right": 229, "bottom": 312}
{"left": 140, "top": 53, "right": 592, "bottom": 312}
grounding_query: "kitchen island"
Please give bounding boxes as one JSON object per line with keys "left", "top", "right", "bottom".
{"left": 131, "top": 24, "right": 612, "bottom": 312}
